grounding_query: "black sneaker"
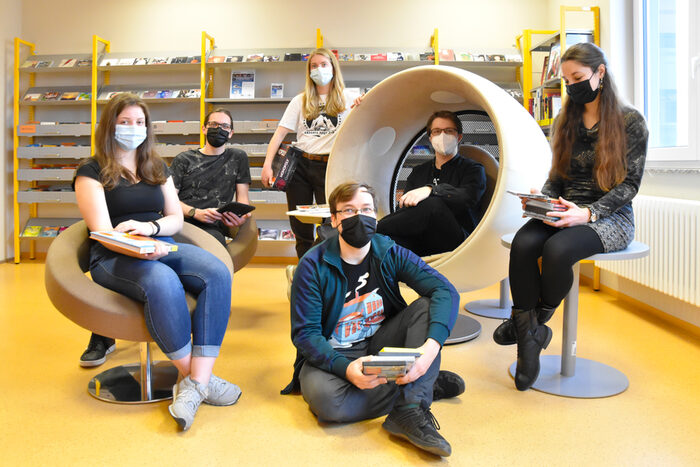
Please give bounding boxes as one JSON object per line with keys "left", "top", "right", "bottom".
{"left": 433, "top": 370, "right": 466, "bottom": 401}
{"left": 382, "top": 406, "right": 452, "bottom": 457}
{"left": 79, "top": 333, "right": 116, "bottom": 368}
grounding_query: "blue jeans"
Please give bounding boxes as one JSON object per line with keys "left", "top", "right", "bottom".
{"left": 89, "top": 238, "right": 232, "bottom": 360}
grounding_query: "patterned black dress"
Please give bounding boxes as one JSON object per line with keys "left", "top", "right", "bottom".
{"left": 542, "top": 106, "right": 649, "bottom": 252}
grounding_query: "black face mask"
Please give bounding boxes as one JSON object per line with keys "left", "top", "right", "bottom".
{"left": 565, "top": 76, "right": 600, "bottom": 105}
{"left": 339, "top": 214, "right": 376, "bottom": 248}
{"left": 206, "top": 127, "right": 230, "bottom": 148}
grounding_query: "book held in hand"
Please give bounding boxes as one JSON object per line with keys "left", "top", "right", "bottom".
{"left": 362, "top": 355, "right": 416, "bottom": 380}
{"left": 90, "top": 231, "right": 178, "bottom": 254}
{"left": 271, "top": 143, "right": 303, "bottom": 191}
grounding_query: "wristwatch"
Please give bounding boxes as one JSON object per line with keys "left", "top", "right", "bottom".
{"left": 187, "top": 207, "right": 196, "bottom": 218}
{"left": 588, "top": 206, "right": 599, "bottom": 223}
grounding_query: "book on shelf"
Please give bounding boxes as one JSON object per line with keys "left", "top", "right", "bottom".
{"left": 58, "top": 58, "right": 76, "bottom": 68}
{"left": 226, "top": 56, "right": 244, "bottom": 63}
{"left": 284, "top": 53, "right": 302, "bottom": 62}
{"left": 22, "top": 225, "right": 42, "bottom": 237}
{"left": 419, "top": 52, "right": 435, "bottom": 61}
{"left": 41, "top": 91, "right": 61, "bottom": 101}
{"left": 89, "top": 231, "right": 178, "bottom": 255}
{"left": 245, "top": 53, "right": 264, "bottom": 62}
{"left": 486, "top": 54, "right": 506, "bottom": 62}
{"left": 118, "top": 58, "right": 135, "bottom": 66}
{"left": 540, "top": 55, "right": 549, "bottom": 85}
{"left": 439, "top": 49, "right": 455, "bottom": 61}
{"left": 279, "top": 229, "right": 295, "bottom": 240}
{"left": 148, "top": 57, "right": 169, "bottom": 65}
{"left": 23, "top": 93, "right": 42, "bottom": 102}
{"left": 387, "top": 52, "right": 404, "bottom": 61}
{"left": 208, "top": 55, "right": 226, "bottom": 63}
{"left": 21, "top": 60, "right": 38, "bottom": 68}
{"left": 59, "top": 91, "right": 80, "bottom": 101}
{"left": 263, "top": 55, "right": 280, "bottom": 62}
{"left": 370, "top": 53, "right": 387, "bottom": 61}
{"left": 258, "top": 228, "right": 279, "bottom": 240}
{"left": 35, "top": 60, "right": 53, "bottom": 68}
{"left": 133, "top": 58, "right": 149, "bottom": 65}
{"left": 545, "top": 43, "right": 561, "bottom": 81}
{"left": 39, "top": 226, "right": 60, "bottom": 237}
{"left": 354, "top": 53, "right": 371, "bottom": 61}
{"left": 270, "top": 83, "right": 284, "bottom": 99}
{"left": 338, "top": 53, "right": 353, "bottom": 61}
{"left": 230, "top": 71, "right": 255, "bottom": 99}
{"left": 170, "top": 56, "right": 189, "bottom": 64}
{"left": 75, "top": 59, "right": 91, "bottom": 67}
{"left": 141, "top": 90, "right": 158, "bottom": 99}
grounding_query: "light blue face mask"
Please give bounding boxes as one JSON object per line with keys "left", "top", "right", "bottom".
{"left": 309, "top": 66, "right": 333, "bottom": 86}
{"left": 114, "top": 124, "right": 147, "bottom": 150}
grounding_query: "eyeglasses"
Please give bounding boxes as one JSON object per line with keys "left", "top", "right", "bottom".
{"left": 429, "top": 128, "right": 459, "bottom": 137}
{"left": 335, "top": 207, "right": 375, "bottom": 217}
{"left": 206, "top": 122, "right": 232, "bottom": 131}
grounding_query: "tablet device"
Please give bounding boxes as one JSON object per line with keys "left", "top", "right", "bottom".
{"left": 217, "top": 202, "right": 256, "bottom": 216}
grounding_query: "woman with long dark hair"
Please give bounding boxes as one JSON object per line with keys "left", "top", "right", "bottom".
{"left": 494, "top": 43, "right": 649, "bottom": 391}
{"left": 74, "top": 93, "right": 240, "bottom": 429}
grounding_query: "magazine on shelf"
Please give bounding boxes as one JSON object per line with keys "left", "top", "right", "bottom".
{"left": 90, "top": 231, "right": 178, "bottom": 255}
{"left": 35, "top": 61, "right": 53, "bottom": 68}
{"left": 22, "top": 225, "right": 42, "bottom": 237}
{"left": 230, "top": 70, "right": 255, "bottom": 99}
{"left": 387, "top": 52, "right": 404, "bottom": 61}
{"left": 208, "top": 55, "right": 226, "bottom": 63}
{"left": 545, "top": 43, "right": 561, "bottom": 81}
{"left": 133, "top": 58, "right": 148, "bottom": 65}
{"left": 258, "top": 228, "right": 279, "bottom": 240}
{"left": 23, "top": 93, "right": 42, "bottom": 102}
{"left": 439, "top": 49, "right": 455, "bottom": 61}
{"left": 76, "top": 59, "right": 91, "bottom": 67}
{"left": 284, "top": 53, "right": 302, "bottom": 62}
{"left": 59, "top": 91, "right": 80, "bottom": 101}
{"left": 41, "top": 91, "right": 61, "bottom": 101}
{"left": 58, "top": 58, "right": 76, "bottom": 68}
{"left": 370, "top": 53, "right": 387, "bottom": 61}
{"left": 226, "top": 56, "right": 244, "bottom": 63}
{"left": 39, "top": 226, "right": 60, "bottom": 237}
{"left": 270, "top": 83, "right": 284, "bottom": 99}
{"left": 21, "top": 60, "right": 38, "bottom": 68}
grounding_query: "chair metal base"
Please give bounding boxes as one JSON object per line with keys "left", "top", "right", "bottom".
{"left": 508, "top": 355, "right": 629, "bottom": 398}
{"left": 88, "top": 360, "right": 178, "bottom": 404}
{"left": 464, "top": 299, "right": 511, "bottom": 319}
{"left": 445, "top": 313, "right": 482, "bottom": 345}
{"left": 464, "top": 278, "right": 511, "bottom": 319}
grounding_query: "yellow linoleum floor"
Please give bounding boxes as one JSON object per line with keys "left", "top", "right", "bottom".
{"left": 1, "top": 261, "right": 699, "bottom": 466}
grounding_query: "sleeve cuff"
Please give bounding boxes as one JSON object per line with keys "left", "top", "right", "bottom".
{"left": 330, "top": 355, "right": 352, "bottom": 379}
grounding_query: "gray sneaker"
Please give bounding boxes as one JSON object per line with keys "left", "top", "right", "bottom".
{"left": 205, "top": 375, "right": 242, "bottom": 406}
{"left": 168, "top": 376, "right": 208, "bottom": 431}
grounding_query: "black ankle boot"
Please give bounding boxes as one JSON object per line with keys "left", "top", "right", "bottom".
{"left": 493, "top": 304, "right": 557, "bottom": 346}
{"left": 493, "top": 312, "right": 517, "bottom": 346}
{"left": 513, "top": 308, "right": 552, "bottom": 391}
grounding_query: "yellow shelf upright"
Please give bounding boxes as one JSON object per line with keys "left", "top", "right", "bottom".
{"left": 92, "top": 35, "right": 111, "bottom": 154}
{"left": 517, "top": 29, "right": 557, "bottom": 108}
{"left": 431, "top": 28, "right": 439, "bottom": 65}
{"left": 201, "top": 31, "right": 215, "bottom": 146}
{"left": 316, "top": 29, "right": 323, "bottom": 48}
{"left": 13, "top": 38, "right": 36, "bottom": 263}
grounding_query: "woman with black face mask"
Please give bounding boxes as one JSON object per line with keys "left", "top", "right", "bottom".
{"left": 494, "top": 42, "right": 649, "bottom": 391}
{"left": 169, "top": 108, "right": 252, "bottom": 246}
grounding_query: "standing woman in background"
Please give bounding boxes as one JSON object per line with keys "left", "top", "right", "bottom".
{"left": 74, "top": 94, "right": 240, "bottom": 430}
{"left": 261, "top": 48, "right": 357, "bottom": 258}
{"left": 493, "top": 43, "right": 648, "bottom": 391}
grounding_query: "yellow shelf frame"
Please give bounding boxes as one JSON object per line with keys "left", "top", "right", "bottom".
{"left": 91, "top": 35, "right": 110, "bottom": 153}
{"left": 517, "top": 5, "right": 600, "bottom": 111}
{"left": 201, "top": 31, "right": 215, "bottom": 146}
{"left": 13, "top": 38, "right": 36, "bottom": 263}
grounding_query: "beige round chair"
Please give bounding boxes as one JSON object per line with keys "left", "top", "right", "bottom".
{"left": 327, "top": 65, "right": 552, "bottom": 341}
{"left": 226, "top": 216, "right": 258, "bottom": 272}
{"left": 45, "top": 221, "right": 234, "bottom": 404}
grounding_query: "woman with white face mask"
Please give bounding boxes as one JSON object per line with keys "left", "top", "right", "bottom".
{"left": 74, "top": 93, "right": 240, "bottom": 431}
{"left": 376, "top": 110, "right": 487, "bottom": 257}
{"left": 261, "top": 48, "right": 358, "bottom": 258}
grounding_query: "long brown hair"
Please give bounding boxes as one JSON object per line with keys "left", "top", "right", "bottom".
{"left": 90, "top": 93, "right": 166, "bottom": 190}
{"left": 551, "top": 43, "right": 626, "bottom": 191}
{"left": 302, "top": 48, "right": 346, "bottom": 120}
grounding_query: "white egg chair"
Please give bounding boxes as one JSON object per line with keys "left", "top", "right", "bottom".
{"left": 327, "top": 65, "right": 552, "bottom": 342}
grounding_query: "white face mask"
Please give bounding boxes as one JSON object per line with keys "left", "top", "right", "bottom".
{"left": 430, "top": 133, "right": 459, "bottom": 156}
{"left": 310, "top": 67, "right": 333, "bottom": 86}
{"left": 115, "top": 124, "right": 147, "bottom": 151}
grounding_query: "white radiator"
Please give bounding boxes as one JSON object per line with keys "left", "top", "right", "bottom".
{"left": 597, "top": 195, "right": 700, "bottom": 307}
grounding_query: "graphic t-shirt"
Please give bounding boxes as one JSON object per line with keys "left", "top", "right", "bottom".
{"left": 169, "top": 148, "right": 251, "bottom": 209}
{"left": 329, "top": 254, "right": 387, "bottom": 348}
{"left": 278, "top": 90, "right": 354, "bottom": 155}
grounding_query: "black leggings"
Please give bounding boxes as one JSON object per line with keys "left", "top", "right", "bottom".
{"left": 285, "top": 157, "right": 327, "bottom": 258}
{"left": 509, "top": 219, "right": 604, "bottom": 311}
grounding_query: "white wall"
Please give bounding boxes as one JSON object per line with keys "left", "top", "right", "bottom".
{"left": 2, "top": 0, "right": 22, "bottom": 261}
{"left": 20, "top": 0, "right": 550, "bottom": 52}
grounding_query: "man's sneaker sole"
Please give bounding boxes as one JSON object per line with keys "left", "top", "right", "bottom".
{"left": 168, "top": 405, "right": 189, "bottom": 431}
{"left": 382, "top": 417, "right": 451, "bottom": 457}
{"left": 79, "top": 343, "right": 115, "bottom": 368}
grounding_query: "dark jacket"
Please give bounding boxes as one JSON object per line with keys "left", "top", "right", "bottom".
{"left": 281, "top": 233, "right": 460, "bottom": 394}
{"left": 406, "top": 155, "right": 486, "bottom": 234}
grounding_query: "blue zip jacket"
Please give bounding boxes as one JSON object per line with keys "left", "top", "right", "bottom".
{"left": 282, "top": 233, "right": 460, "bottom": 394}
